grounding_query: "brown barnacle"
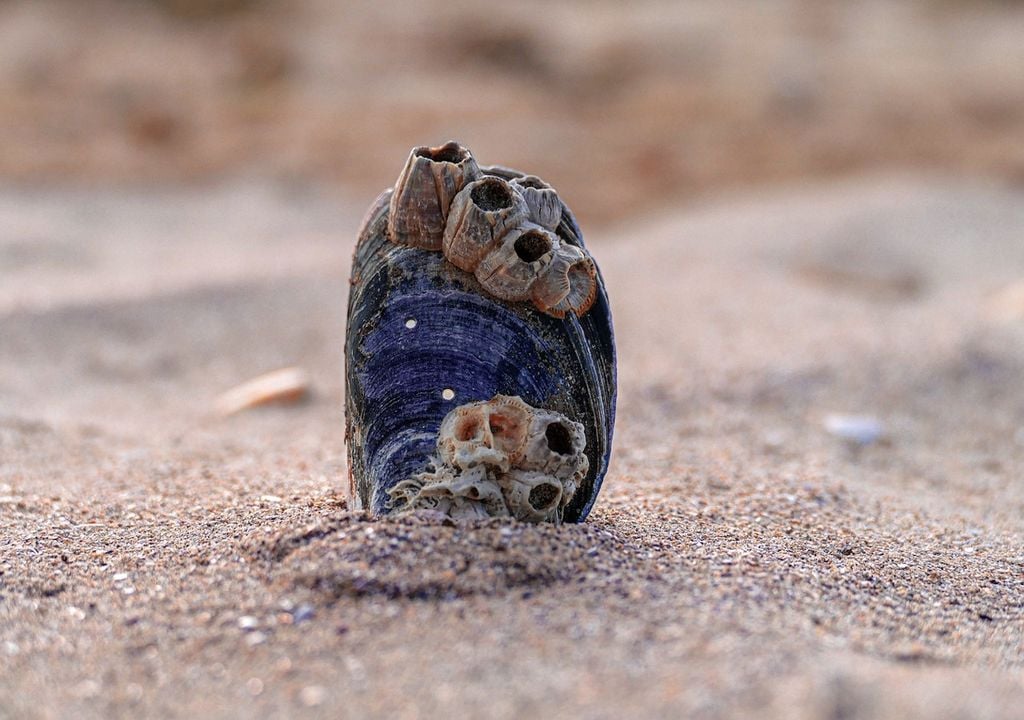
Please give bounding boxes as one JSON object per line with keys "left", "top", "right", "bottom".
{"left": 441, "top": 176, "right": 528, "bottom": 272}
{"left": 530, "top": 243, "right": 598, "bottom": 317}
{"left": 387, "top": 141, "right": 480, "bottom": 250}
{"left": 474, "top": 224, "right": 558, "bottom": 302}
{"left": 510, "top": 175, "right": 561, "bottom": 230}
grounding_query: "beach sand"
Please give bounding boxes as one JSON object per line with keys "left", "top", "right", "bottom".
{"left": 1, "top": 176, "right": 1023, "bottom": 718}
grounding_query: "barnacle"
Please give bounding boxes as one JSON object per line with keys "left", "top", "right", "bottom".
{"left": 436, "top": 394, "right": 532, "bottom": 472}
{"left": 388, "top": 395, "right": 589, "bottom": 524}
{"left": 510, "top": 174, "right": 562, "bottom": 230}
{"left": 474, "top": 224, "right": 558, "bottom": 302}
{"left": 502, "top": 470, "right": 563, "bottom": 523}
{"left": 388, "top": 141, "right": 480, "bottom": 250}
{"left": 442, "top": 176, "right": 528, "bottom": 272}
{"left": 530, "top": 243, "right": 599, "bottom": 317}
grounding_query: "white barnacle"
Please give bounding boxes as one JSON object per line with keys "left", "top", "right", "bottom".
{"left": 387, "top": 395, "right": 589, "bottom": 524}
{"left": 518, "top": 409, "right": 588, "bottom": 480}
{"left": 435, "top": 395, "right": 531, "bottom": 472}
{"left": 500, "top": 470, "right": 563, "bottom": 523}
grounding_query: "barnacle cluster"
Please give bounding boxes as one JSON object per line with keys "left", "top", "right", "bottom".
{"left": 386, "top": 141, "right": 598, "bottom": 317}
{"left": 388, "top": 395, "right": 589, "bottom": 523}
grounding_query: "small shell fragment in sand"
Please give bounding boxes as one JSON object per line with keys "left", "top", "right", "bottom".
{"left": 216, "top": 367, "right": 311, "bottom": 416}
{"left": 824, "top": 413, "right": 884, "bottom": 446}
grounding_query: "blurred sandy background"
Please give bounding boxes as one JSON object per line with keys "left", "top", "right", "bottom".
{"left": 2, "top": 2, "right": 1024, "bottom": 719}
{"left": 3, "top": 0, "right": 1024, "bottom": 223}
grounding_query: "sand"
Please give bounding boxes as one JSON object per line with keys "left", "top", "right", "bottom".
{"left": 2, "top": 176, "right": 1024, "bottom": 719}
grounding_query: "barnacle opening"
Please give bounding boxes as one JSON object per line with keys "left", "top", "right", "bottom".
{"left": 416, "top": 142, "right": 470, "bottom": 164}
{"left": 545, "top": 421, "right": 573, "bottom": 455}
{"left": 529, "top": 482, "right": 561, "bottom": 511}
{"left": 470, "top": 177, "right": 515, "bottom": 212}
{"left": 514, "top": 230, "right": 553, "bottom": 263}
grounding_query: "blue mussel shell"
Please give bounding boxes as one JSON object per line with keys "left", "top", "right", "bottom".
{"left": 345, "top": 162, "right": 615, "bottom": 523}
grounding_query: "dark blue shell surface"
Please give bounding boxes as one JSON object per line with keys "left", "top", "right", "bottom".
{"left": 345, "top": 169, "right": 616, "bottom": 523}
